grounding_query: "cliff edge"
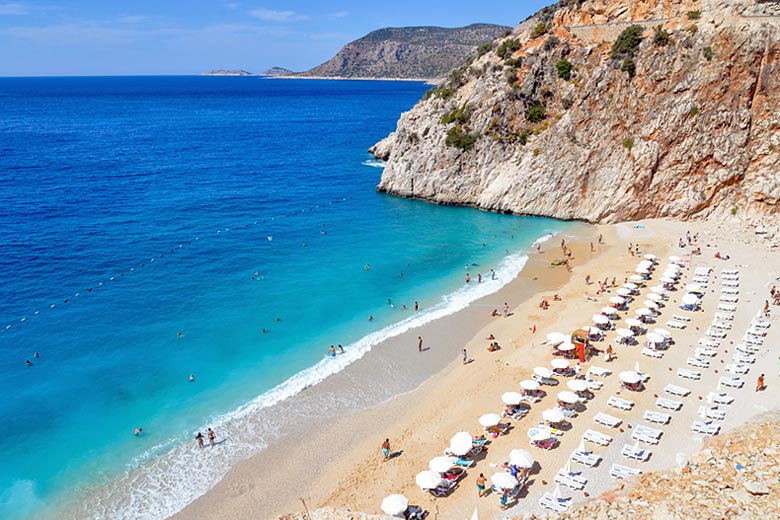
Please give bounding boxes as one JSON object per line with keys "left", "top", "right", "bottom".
{"left": 373, "top": 0, "right": 780, "bottom": 224}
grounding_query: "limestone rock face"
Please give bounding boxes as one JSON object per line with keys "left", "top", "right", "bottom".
{"left": 373, "top": 0, "right": 780, "bottom": 223}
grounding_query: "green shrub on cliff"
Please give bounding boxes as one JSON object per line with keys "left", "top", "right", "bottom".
{"left": 687, "top": 10, "right": 701, "bottom": 20}
{"left": 611, "top": 25, "right": 644, "bottom": 58}
{"left": 532, "top": 22, "right": 548, "bottom": 38}
{"left": 621, "top": 57, "right": 636, "bottom": 78}
{"left": 476, "top": 42, "right": 493, "bottom": 57}
{"left": 497, "top": 38, "right": 522, "bottom": 60}
{"left": 653, "top": 25, "right": 671, "bottom": 46}
{"left": 527, "top": 103, "right": 546, "bottom": 123}
{"left": 441, "top": 103, "right": 471, "bottom": 125}
{"left": 556, "top": 58, "right": 573, "bottom": 80}
{"left": 622, "top": 137, "right": 635, "bottom": 150}
{"left": 445, "top": 126, "right": 480, "bottom": 151}
{"left": 703, "top": 46, "right": 713, "bottom": 61}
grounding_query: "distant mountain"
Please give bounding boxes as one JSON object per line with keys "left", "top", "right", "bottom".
{"left": 298, "top": 24, "right": 511, "bottom": 80}
{"left": 202, "top": 69, "right": 253, "bottom": 76}
{"left": 260, "top": 67, "right": 295, "bottom": 77}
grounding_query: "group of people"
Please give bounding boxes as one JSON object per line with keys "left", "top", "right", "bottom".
{"left": 195, "top": 427, "right": 217, "bottom": 448}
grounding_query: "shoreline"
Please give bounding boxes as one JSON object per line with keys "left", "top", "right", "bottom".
{"left": 170, "top": 224, "right": 597, "bottom": 519}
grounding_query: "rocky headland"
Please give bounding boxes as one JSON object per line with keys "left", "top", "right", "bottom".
{"left": 372, "top": 0, "right": 780, "bottom": 226}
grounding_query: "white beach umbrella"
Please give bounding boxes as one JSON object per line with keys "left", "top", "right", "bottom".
{"left": 551, "top": 359, "right": 570, "bottom": 369}
{"left": 592, "top": 314, "right": 610, "bottom": 325}
{"left": 635, "top": 267, "right": 650, "bottom": 275}
{"left": 416, "top": 470, "right": 444, "bottom": 490}
{"left": 567, "top": 379, "right": 589, "bottom": 392}
{"left": 669, "top": 255, "right": 682, "bottom": 262}
{"left": 553, "top": 483, "right": 563, "bottom": 500}
{"left": 660, "top": 276, "right": 677, "bottom": 284}
{"left": 635, "top": 308, "right": 652, "bottom": 316}
{"left": 533, "top": 366, "right": 553, "bottom": 378}
{"left": 543, "top": 408, "right": 565, "bottom": 423}
{"left": 479, "top": 413, "right": 502, "bottom": 427}
{"left": 616, "top": 288, "right": 632, "bottom": 297}
{"left": 624, "top": 282, "right": 639, "bottom": 290}
{"left": 646, "top": 332, "right": 665, "bottom": 344}
{"left": 681, "top": 293, "right": 700, "bottom": 306}
{"left": 644, "top": 254, "right": 658, "bottom": 261}
{"left": 428, "top": 456, "right": 456, "bottom": 473}
{"left": 629, "top": 274, "right": 645, "bottom": 282}
{"left": 520, "top": 379, "right": 540, "bottom": 391}
{"left": 665, "top": 262, "right": 681, "bottom": 271}
{"left": 557, "top": 391, "right": 579, "bottom": 404}
{"left": 638, "top": 260, "right": 654, "bottom": 268}
{"left": 449, "top": 432, "right": 473, "bottom": 456}
{"left": 582, "top": 325, "right": 601, "bottom": 335}
{"left": 490, "top": 472, "right": 518, "bottom": 490}
{"left": 381, "top": 494, "right": 409, "bottom": 516}
{"left": 625, "top": 318, "right": 642, "bottom": 328}
{"left": 528, "top": 425, "right": 552, "bottom": 441}
{"left": 556, "top": 342, "right": 576, "bottom": 352}
{"left": 546, "top": 332, "right": 568, "bottom": 345}
{"left": 647, "top": 292, "right": 663, "bottom": 301}
{"left": 650, "top": 286, "right": 665, "bottom": 294}
{"left": 686, "top": 283, "right": 702, "bottom": 292}
{"left": 619, "top": 370, "right": 642, "bottom": 384}
{"left": 654, "top": 328, "right": 671, "bottom": 338}
{"left": 644, "top": 300, "right": 660, "bottom": 309}
{"left": 509, "top": 449, "right": 534, "bottom": 468}
{"left": 616, "top": 328, "right": 634, "bottom": 338}
{"left": 601, "top": 306, "right": 618, "bottom": 316}
{"left": 502, "top": 392, "right": 524, "bottom": 405}
{"left": 663, "top": 268, "right": 680, "bottom": 277}
{"left": 609, "top": 296, "right": 626, "bottom": 305}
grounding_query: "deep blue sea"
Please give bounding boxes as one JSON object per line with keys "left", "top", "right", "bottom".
{"left": 0, "top": 76, "right": 574, "bottom": 519}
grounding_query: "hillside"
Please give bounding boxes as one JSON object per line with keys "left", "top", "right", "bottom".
{"left": 298, "top": 24, "right": 511, "bottom": 80}
{"left": 371, "top": 0, "right": 780, "bottom": 225}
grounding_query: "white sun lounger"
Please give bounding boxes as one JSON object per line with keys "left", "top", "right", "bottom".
{"left": 715, "top": 312, "right": 735, "bottom": 321}
{"left": 692, "top": 276, "right": 709, "bottom": 283}
{"left": 736, "top": 343, "right": 759, "bottom": 354}
{"left": 635, "top": 424, "right": 663, "bottom": 439}
{"left": 691, "top": 421, "right": 721, "bottom": 436}
{"left": 583, "top": 429, "right": 612, "bottom": 446}
{"left": 695, "top": 267, "right": 713, "bottom": 276}
{"left": 707, "top": 392, "right": 734, "bottom": 405}
{"left": 554, "top": 470, "right": 587, "bottom": 490}
{"left": 631, "top": 430, "right": 660, "bottom": 445}
{"left": 687, "top": 357, "right": 710, "bottom": 369}
{"left": 656, "top": 397, "right": 682, "bottom": 411}
{"left": 594, "top": 412, "right": 622, "bottom": 428}
{"left": 732, "top": 353, "right": 755, "bottom": 364}
{"left": 712, "top": 321, "right": 732, "bottom": 330}
{"left": 621, "top": 443, "right": 651, "bottom": 462}
{"left": 752, "top": 319, "right": 771, "bottom": 329}
{"left": 698, "top": 338, "right": 720, "bottom": 348}
{"left": 610, "top": 463, "right": 642, "bottom": 479}
{"left": 665, "top": 384, "right": 690, "bottom": 397}
{"left": 698, "top": 406, "right": 726, "bottom": 421}
{"left": 571, "top": 449, "right": 601, "bottom": 467}
{"left": 722, "top": 280, "right": 739, "bottom": 287}
{"left": 722, "top": 288, "right": 739, "bottom": 295}
{"left": 677, "top": 368, "right": 701, "bottom": 380}
{"left": 642, "top": 348, "right": 664, "bottom": 358}
{"left": 608, "top": 396, "right": 634, "bottom": 410}
{"left": 695, "top": 347, "right": 717, "bottom": 358}
{"left": 706, "top": 328, "right": 727, "bottom": 339}
{"left": 644, "top": 410, "right": 671, "bottom": 424}
{"left": 671, "top": 314, "right": 691, "bottom": 322}
{"left": 539, "top": 492, "right": 571, "bottom": 512}
{"left": 721, "top": 269, "right": 739, "bottom": 275}
{"left": 747, "top": 328, "right": 767, "bottom": 338}
{"left": 666, "top": 320, "right": 687, "bottom": 329}
{"left": 585, "top": 378, "right": 604, "bottom": 391}
{"left": 725, "top": 363, "right": 749, "bottom": 375}
{"left": 719, "top": 376, "right": 744, "bottom": 388}
{"left": 719, "top": 295, "right": 738, "bottom": 303}
{"left": 744, "top": 336, "right": 764, "bottom": 346}
{"left": 587, "top": 366, "right": 611, "bottom": 378}
{"left": 718, "top": 304, "right": 737, "bottom": 312}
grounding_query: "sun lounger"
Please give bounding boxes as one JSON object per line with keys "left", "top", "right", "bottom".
{"left": 666, "top": 320, "right": 687, "bottom": 330}
{"left": 594, "top": 412, "right": 622, "bottom": 428}
{"left": 635, "top": 424, "right": 663, "bottom": 439}
{"left": 706, "top": 328, "right": 727, "bottom": 339}
{"left": 692, "top": 276, "right": 709, "bottom": 283}
{"left": 642, "top": 348, "right": 664, "bottom": 358}
{"left": 587, "top": 366, "right": 611, "bottom": 378}
{"left": 744, "top": 336, "right": 764, "bottom": 346}
{"left": 747, "top": 328, "right": 767, "bottom": 337}
{"left": 698, "top": 338, "right": 720, "bottom": 348}
{"left": 722, "top": 280, "right": 739, "bottom": 287}
{"left": 656, "top": 397, "right": 682, "bottom": 411}
{"left": 672, "top": 314, "right": 691, "bottom": 322}
{"left": 695, "top": 267, "right": 713, "bottom": 276}
{"left": 530, "top": 438, "right": 558, "bottom": 450}
{"left": 752, "top": 319, "right": 771, "bottom": 329}
{"left": 707, "top": 392, "right": 734, "bottom": 405}
{"left": 677, "top": 368, "right": 702, "bottom": 380}
{"left": 533, "top": 374, "right": 559, "bottom": 386}
{"left": 621, "top": 443, "right": 651, "bottom": 462}
{"left": 722, "top": 289, "right": 739, "bottom": 296}
{"left": 608, "top": 396, "right": 634, "bottom": 411}
{"left": 736, "top": 343, "right": 759, "bottom": 354}
{"left": 539, "top": 492, "right": 571, "bottom": 513}
{"left": 687, "top": 357, "right": 710, "bottom": 369}
{"left": 644, "top": 410, "right": 671, "bottom": 424}
{"left": 691, "top": 421, "right": 721, "bottom": 436}
{"left": 585, "top": 378, "right": 604, "bottom": 391}
{"left": 718, "top": 304, "right": 737, "bottom": 312}
{"left": 610, "top": 463, "right": 642, "bottom": 479}
{"left": 719, "top": 376, "right": 744, "bottom": 388}
{"left": 554, "top": 469, "right": 587, "bottom": 490}
{"left": 725, "top": 363, "right": 749, "bottom": 375}
{"left": 571, "top": 449, "right": 601, "bottom": 467}
{"left": 715, "top": 312, "right": 735, "bottom": 321}
{"left": 732, "top": 353, "right": 755, "bottom": 364}
{"left": 665, "top": 384, "right": 691, "bottom": 397}
{"left": 719, "top": 295, "right": 738, "bottom": 303}
{"left": 698, "top": 406, "right": 725, "bottom": 421}
{"left": 695, "top": 347, "right": 717, "bottom": 358}
{"left": 583, "top": 429, "right": 612, "bottom": 446}
{"left": 712, "top": 321, "right": 732, "bottom": 330}
{"left": 721, "top": 269, "right": 739, "bottom": 275}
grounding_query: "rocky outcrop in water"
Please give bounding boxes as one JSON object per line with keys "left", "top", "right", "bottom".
{"left": 372, "top": 0, "right": 780, "bottom": 224}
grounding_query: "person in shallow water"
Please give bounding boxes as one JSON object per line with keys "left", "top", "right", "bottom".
{"left": 329, "top": 345, "right": 336, "bottom": 357}
{"left": 207, "top": 428, "right": 216, "bottom": 447}
{"left": 196, "top": 432, "right": 205, "bottom": 448}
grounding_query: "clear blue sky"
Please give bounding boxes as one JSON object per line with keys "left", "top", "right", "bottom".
{"left": 0, "top": 1, "right": 553, "bottom": 76}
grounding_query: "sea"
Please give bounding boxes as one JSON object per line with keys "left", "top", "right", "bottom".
{"left": 0, "top": 76, "right": 576, "bottom": 519}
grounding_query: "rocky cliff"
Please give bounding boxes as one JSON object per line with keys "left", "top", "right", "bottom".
{"left": 299, "top": 24, "right": 510, "bottom": 80}
{"left": 372, "top": 0, "right": 780, "bottom": 223}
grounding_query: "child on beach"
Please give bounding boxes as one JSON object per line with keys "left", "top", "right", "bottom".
{"left": 462, "top": 349, "right": 468, "bottom": 364}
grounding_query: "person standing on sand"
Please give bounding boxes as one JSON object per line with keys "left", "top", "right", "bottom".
{"left": 417, "top": 336, "right": 423, "bottom": 353}
{"left": 207, "top": 427, "right": 216, "bottom": 447}
{"left": 462, "top": 349, "right": 468, "bottom": 364}
{"left": 503, "top": 302, "right": 509, "bottom": 316}
{"left": 381, "top": 438, "right": 391, "bottom": 461}
{"left": 476, "top": 473, "right": 487, "bottom": 497}
{"left": 757, "top": 374, "right": 765, "bottom": 392}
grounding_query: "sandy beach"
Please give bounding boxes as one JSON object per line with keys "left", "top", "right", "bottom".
{"left": 172, "top": 218, "right": 779, "bottom": 520}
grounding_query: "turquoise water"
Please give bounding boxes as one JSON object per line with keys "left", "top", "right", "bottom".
{"left": 0, "top": 77, "right": 575, "bottom": 519}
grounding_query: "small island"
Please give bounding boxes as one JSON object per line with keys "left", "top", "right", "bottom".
{"left": 201, "top": 69, "right": 253, "bottom": 76}
{"left": 260, "top": 67, "right": 295, "bottom": 77}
